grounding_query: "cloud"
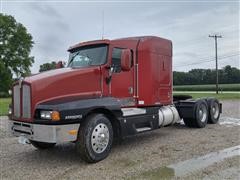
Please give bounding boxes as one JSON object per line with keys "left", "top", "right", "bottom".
{"left": 28, "top": 3, "right": 61, "bottom": 19}
{"left": 2, "top": 1, "right": 239, "bottom": 73}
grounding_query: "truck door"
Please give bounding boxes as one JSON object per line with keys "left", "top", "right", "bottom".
{"left": 110, "top": 47, "right": 135, "bottom": 107}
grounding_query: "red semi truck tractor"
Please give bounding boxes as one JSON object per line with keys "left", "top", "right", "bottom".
{"left": 9, "top": 36, "right": 221, "bottom": 163}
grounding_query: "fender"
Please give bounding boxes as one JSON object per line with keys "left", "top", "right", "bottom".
{"left": 34, "top": 97, "right": 122, "bottom": 125}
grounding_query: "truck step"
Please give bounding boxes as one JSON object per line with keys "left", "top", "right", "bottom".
{"left": 136, "top": 127, "right": 151, "bottom": 133}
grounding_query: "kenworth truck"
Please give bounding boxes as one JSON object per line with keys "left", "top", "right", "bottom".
{"left": 9, "top": 36, "right": 221, "bottom": 163}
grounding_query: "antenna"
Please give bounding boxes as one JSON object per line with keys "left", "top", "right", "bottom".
{"left": 102, "top": 11, "right": 104, "bottom": 39}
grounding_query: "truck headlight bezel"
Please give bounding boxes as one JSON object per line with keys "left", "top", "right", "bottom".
{"left": 40, "top": 110, "right": 60, "bottom": 121}
{"left": 40, "top": 111, "right": 52, "bottom": 119}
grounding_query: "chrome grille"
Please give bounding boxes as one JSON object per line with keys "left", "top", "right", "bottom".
{"left": 22, "top": 85, "right": 31, "bottom": 118}
{"left": 13, "top": 85, "right": 20, "bottom": 117}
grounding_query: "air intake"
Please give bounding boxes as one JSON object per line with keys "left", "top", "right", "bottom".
{"left": 22, "top": 85, "right": 31, "bottom": 118}
{"left": 13, "top": 85, "right": 20, "bottom": 117}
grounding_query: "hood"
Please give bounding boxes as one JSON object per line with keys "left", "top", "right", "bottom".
{"left": 25, "top": 67, "right": 102, "bottom": 111}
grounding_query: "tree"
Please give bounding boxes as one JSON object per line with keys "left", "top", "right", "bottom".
{"left": 39, "top": 61, "right": 57, "bottom": 72}
{"left": 173, "top": 65, "right": 240, "bottom": 85}
{"left": 0, "top": 62, "right": 12, "bottom": 97}
{"left": 0, "top": 13, "right": 34, "bottom": 95}
{"left": 39, "top": 61, "right": 65, "bottom": 72}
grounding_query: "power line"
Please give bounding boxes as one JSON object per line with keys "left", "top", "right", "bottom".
{"left": 174, "top": 52, "right": 239, "bottom": 67}
{"left": 174, "top": 53, "right": 239, "bottom": 68}
{"left": 176, "top": 29, "right": 239, "bottom": 46}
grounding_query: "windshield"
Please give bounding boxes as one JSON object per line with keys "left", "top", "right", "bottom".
{"left": 68, "top": 45, "right": 108, "bottom": 68}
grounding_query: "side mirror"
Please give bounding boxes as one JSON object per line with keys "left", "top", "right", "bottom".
{"left": 121, "top": 49, "right": 131, "bottom": 71}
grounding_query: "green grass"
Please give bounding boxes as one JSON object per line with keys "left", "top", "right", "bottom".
{"left": 174, "top": 83, "right": 240, "bottom": 91}
{"left": 173, "top": 92, "right": 240, "bottom": 100}
{"left": 0, "top": 98, "right": 11, "bottom": 116}
{"left": 128, "top": 166, "right": 175, "bottom": 180}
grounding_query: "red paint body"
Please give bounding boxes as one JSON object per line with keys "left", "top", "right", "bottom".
{"left": 12, "top": 36, "right": 172, "bottom": 122}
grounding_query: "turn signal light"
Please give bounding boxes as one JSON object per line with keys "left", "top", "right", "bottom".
{"left": 51, "top": 111, "right": 60, "bottom": 121}
{"left": 68, "top": 130, "right": 77, "bottom": 135}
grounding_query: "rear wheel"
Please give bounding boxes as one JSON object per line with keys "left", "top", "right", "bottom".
{"left": 207, "top": 98, "right": 220, "bottom": 124}
{"left": 76, "top": 114, "right": 113, "bottom": 163}
{"left": 183, "top": 100, "right": 208, "bottom": 128}
{"left": 30, "top": 140, "right": 56, "bottom": 149}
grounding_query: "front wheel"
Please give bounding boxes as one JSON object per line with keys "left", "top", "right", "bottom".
{"left": 76, "top": 114, "right": 113, "bottom": 163}
{"left": 30, "top": 140, "right": 56, "bottom": 149}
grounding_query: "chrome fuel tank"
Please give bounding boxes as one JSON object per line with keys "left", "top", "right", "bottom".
{"left": 158, "top": 105, "right": 180, "bottom": 127}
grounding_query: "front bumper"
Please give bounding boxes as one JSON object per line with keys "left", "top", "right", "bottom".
{"left": 9, "top": 120, "right": 80, "bottom": 143}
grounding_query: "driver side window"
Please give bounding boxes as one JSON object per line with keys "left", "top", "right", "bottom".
{"left": 112, "top": 48, "right": 123, "bottom": 73}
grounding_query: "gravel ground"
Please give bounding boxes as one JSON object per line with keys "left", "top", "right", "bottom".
{"left": 0, "top": 100, "right": 239, "bottom": 180}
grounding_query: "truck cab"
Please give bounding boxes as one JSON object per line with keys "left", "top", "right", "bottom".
{"left": 9, "top": 36, "right": 221, "bottom": 163}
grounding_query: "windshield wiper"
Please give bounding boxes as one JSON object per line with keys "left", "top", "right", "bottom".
{"left": 68, "top": 52, "right": 81, "bottom": 66}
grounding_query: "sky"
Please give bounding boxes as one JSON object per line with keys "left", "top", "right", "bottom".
{"left": 1, "top": 0, "right": 239, "bottom": 73}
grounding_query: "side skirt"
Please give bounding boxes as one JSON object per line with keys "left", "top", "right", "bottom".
{"left": 119, "top": 107, "right": 159, "bottom": 138}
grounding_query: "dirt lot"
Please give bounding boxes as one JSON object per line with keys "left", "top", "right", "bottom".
{"left": 0, "top": 100, "right": 239, "bottom": 180}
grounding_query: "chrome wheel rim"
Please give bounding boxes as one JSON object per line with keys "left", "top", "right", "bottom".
{"left": 91, "top": 123, "right": 109, "bottom": 154}
{"left": 212, "top": 102, "right": 220, "bottom": 119}
{"left": 199, "top": 104, "right": 207, "bottom": 123}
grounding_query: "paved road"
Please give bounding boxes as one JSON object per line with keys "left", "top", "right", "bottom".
{"left": 0, "top": 100, "right": 239, "bottom": 180}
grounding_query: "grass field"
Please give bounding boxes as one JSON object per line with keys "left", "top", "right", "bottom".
{"left": 173, "top": 92, "right": 240, "bottom": 100}
{"left": 174, "top": 83, "right": 240, "bottom": 91}
{"left": 0, "top": 98, "right": 11, "bottom": 116}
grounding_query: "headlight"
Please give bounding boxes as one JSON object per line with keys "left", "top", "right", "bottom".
{"left": 40, "top": 111, "right": 52, "bottom": 119}
{"left": 40, "top": 110, "right": 60, "bottom": 121}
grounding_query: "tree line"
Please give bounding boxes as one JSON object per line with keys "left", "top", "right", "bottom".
{"left": 173, "top": 65, "right": 240, "bottom": 85}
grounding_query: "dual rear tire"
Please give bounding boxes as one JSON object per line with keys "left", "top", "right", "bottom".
{"left": 183, "top": 98, "right": 220, "bottom": 128}
{"left": 207, "top": 98, "right": 221, "bottom": 124}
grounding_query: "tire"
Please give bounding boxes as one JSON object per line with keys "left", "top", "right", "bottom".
{"left": 183, "top": 100, "right": 208, "bottom": 128}
{"left": 76, "top": 114, "right": 113, "bottom": 163}
{"left": 207, "top": 98, "right": 220, "bottom": 124}
{"left": 30, "top": 140, "right": 56, "bottom": 149}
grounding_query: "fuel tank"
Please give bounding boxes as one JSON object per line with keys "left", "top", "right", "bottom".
{"left": 158, "top": 105, "right": 181, "bottom": 127}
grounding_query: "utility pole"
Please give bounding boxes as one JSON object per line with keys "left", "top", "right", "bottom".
{"left": 209, "top": 34, "right": 222, "bottom": 94}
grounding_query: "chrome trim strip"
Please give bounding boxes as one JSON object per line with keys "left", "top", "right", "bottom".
{"left": 13, "top": 85, "right": 20, "bottom": 117}
{"left": 136, "top": 63, "right": 139, "bottom": 98}
{"left": 22, "top": 85, "right": 31, "bottom": 118}
{"left": 121, "top": 108, "right": 146, "bottom": 117}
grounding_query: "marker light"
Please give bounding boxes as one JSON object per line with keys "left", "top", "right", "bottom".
{"left": 68, "top": 130, "right": 78, "bottom": 135}
{"left": 51, "top": 111, "right": 60, "bottom": 121}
